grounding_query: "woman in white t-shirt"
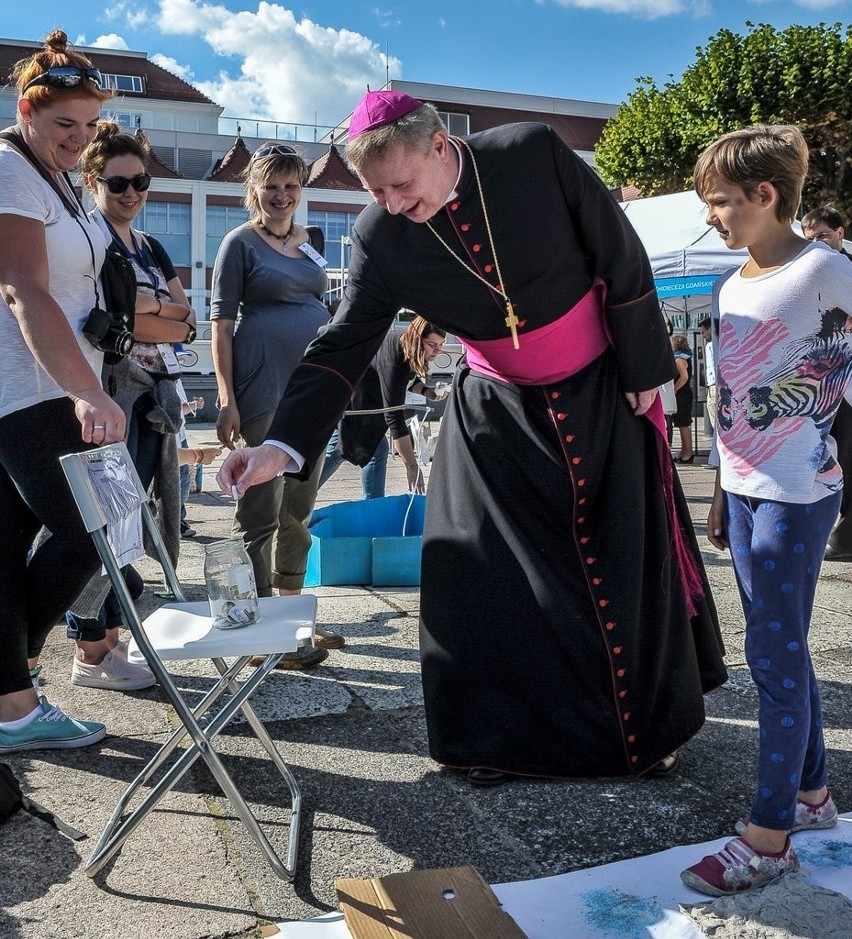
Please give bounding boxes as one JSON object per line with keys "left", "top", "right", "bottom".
{"left": 0, "top": 31, "right": 125, "bottom": 754}
{"left": 59, "top": 120, "right": 197, "bottom": 693}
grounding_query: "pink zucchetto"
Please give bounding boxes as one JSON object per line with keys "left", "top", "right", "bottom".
{"left": 348, "top": 90, "right": 423, "bottom": 140}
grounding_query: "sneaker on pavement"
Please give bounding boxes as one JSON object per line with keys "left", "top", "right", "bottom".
{"left": 180, "top": 520, "right": 197, "bottom": 538}
{"left": 0, "top": 698, "right": 106, "bottom": 753}
{"left": 735, "top": 792, "right": 839, "bottom": 837}
{"left": 681, "top": 836, "right": 799, "bottom": 897}
{"left": 249, "top": 645, "right": 328, "bottom": 670}
{"left": 71, "top": 649, "right": 156, "bottom": 691}
{"left": 314, "top": 625, "right": 345, "bottom": 649}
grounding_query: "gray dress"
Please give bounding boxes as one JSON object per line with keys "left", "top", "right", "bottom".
{"left": 210, "top": 223, "right": 329, "bottom": 425}
{"left": 210, "top": 223, "right": 329, "bottom": 592}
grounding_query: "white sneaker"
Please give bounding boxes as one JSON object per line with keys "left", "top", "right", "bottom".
{"left": 71, "top": 650, "right": 155, "bottom": 691}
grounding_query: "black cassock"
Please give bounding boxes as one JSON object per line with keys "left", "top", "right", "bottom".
{"left": 269, "top": 122, "right": 727, "bottom": 777}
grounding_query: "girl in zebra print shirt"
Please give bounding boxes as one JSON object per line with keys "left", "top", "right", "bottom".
{"left": 681, "top": 124, "right": 851, "bottom": 898}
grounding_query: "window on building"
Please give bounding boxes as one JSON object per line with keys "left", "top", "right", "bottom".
{"left": 437, "top": 111, "right": 469, "bottom": 136}
{"left": 307, "top": 210, "right": 361, "bottom": 265}
{"left": 101, "top": 73, "right": 145, "bottom": 94}
{"left": 138, "top": 202, "right": 191, "bottom": 267}
{"left": 105, "top": 111, "right": 143, "bottom": 130}
{"left": 206, "top": 205, "right": 250, "bottom": 266}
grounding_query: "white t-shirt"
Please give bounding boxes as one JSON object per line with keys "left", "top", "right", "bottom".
{"left": 0, "top": 141, "right": 105, "bottom": 419}
{"left": 710, "top": 241, "right": 852, "bottom": 504}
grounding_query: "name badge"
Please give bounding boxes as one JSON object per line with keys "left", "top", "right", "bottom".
{"left": 299, "top": 242, "right": 327, "bottom": 267}
{"left": 157, "top": 343, "right": 182, "bottom": 376}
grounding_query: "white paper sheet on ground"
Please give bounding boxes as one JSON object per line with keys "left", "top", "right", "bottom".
{"left": 276, "top": 815, "right": 852, "bottom": 938}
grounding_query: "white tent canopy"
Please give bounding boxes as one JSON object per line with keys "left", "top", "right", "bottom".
{"left": 620, "top": 190, "right": 747, "bottom": 300}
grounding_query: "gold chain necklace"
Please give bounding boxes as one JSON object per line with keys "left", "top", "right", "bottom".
{"left": 425, "top": 139, "right": 519, "bottom": 349}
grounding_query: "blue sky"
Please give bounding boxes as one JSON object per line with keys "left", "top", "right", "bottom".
{"left": 5, "top": 0, "right": 851, "bottom": 130}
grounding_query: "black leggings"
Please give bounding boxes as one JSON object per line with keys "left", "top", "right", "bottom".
{"left": 0, "top": 397, "right": 101, "bottom": 695}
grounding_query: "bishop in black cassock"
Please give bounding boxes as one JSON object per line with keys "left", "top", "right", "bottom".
{"left": 220, "top": 93, "right": 727, "bottom": 781}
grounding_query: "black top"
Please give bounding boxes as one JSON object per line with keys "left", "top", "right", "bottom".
{"left": 269, "top": 122, "right": 673, "bottom": 471}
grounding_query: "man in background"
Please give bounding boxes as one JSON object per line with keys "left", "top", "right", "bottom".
{"left": 802, "top": 206, "right": 852, "bottom": 560}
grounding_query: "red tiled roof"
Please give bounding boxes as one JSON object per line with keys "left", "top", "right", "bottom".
{"left": 146, "top": 141, "right": 182, "bottom": 179}
{"left": 0, "top": 40, "right": 217, "bottom": 106}
{"left": 207, "top": 137, "right": 252, "bottom": 182}
{"left": 307, "top": 144, "right": 363, "bottom": 191}
{"left": 611, "top": 184, "right": 642, "bottom": 203}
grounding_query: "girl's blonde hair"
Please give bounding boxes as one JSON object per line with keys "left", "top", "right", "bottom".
{"left": 694, "top": 124, "right": 809, "bottom": 223}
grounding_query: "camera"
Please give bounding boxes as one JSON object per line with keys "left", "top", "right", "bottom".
{"left": 83, "top": 307, "right": 135, "bottom": 358}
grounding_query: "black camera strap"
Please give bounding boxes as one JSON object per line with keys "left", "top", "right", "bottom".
{"left": 0, "top": 127, "right": 102, "bottom": 308}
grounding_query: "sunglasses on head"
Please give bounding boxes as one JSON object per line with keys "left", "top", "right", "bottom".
{"left": 23, "top": 66, "right": 103, "bottom": 92}
{"left": 96, "top": 173, "right": 152, "bottom": 194}
{"left": 252, "top": 144, "right": 297, "bottom": 161}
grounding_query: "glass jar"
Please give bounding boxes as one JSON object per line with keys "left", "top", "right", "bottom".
{"left": 203, "top": 539, "right": 260, "bottom": 629}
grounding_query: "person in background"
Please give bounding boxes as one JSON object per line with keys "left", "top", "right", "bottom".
{"left": 211, "top": 142, "right": 342, "bottom": 668}
{"left": 698, "top": 317, "right": 716, "bottom": 430}
{"left": 217, "top": 90, "right": 725, "bottom": 786}
{"left": 670, "top": 334, "right": 694, "bottom": 463}
{"left": 59, "top": 120, "right": 194, "bottom": 693}
{"left": 319, "top": 316, "right": 448, "bottom": 498}
{"left": 0, "top": 31, "right": 124, "bottom": 751}
{"left": 801, "top": 206, "right": 852, "bottom": 561}
{"left": 178, "top": 391, "right": 205, "bottom": 538}
{"left": 682, "top": 124, "right": 850, "bottom": 897}
{"left": 178, "top": 442, "right": 222, "bottom": 467}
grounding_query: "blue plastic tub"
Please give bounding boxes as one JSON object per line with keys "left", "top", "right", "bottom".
{"left": 304, "top": 495, "right": 426, "bottom": 587}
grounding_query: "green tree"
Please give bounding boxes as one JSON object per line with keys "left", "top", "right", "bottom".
{"left": 595, "top": 22, "right": 852, "bottom": 220}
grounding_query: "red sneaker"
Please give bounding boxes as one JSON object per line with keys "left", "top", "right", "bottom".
{"left": 681, "top": 836, "right": 799, "bottom": 897}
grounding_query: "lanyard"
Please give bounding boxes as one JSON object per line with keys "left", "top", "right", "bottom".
{"left": 100, "top": 214, "right": 158, "bottom": 290}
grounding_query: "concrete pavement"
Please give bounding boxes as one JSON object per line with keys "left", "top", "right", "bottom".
{"left": 1, "top": 425, "right": 850, "bottom": 938}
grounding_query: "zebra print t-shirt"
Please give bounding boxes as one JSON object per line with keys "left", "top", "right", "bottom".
{"left": 710, "top": 241, "right": 852, "bottom": 504}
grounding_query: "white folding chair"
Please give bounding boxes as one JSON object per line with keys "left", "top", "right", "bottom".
{"left": 60, "top": 443, "right": 317, "bottom": 882}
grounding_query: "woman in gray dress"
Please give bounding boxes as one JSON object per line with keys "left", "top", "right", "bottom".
{"left": 210, "top": 143, "right": 342, "bottom": 667}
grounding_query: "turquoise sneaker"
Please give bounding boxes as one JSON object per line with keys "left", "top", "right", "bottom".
{"left": 0, "top": 698, "right": 106, "bottom": 753}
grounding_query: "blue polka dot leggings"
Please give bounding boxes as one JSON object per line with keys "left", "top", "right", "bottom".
{"left": 725, "top": 491, "right": 841, "bottom": 831}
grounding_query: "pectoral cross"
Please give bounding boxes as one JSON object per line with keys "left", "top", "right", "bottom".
{"left": 505, "top": 300, "right": 520, "bottom": 350}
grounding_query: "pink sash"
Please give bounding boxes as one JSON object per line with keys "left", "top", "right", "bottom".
{"left": 461, "top": 279, "right": 609, "bottom": 385}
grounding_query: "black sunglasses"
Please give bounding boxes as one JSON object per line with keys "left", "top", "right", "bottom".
{"left": 96, "top": 173, "right": 152, "bottom": 194}
{"left": 23, "top": 67, "right": 103, "bottom": 92}
{"left": 252, "top": 144, "right": 297, "bottom": 161}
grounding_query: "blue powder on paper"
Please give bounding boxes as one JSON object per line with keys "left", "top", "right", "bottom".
{"left": 580, "top": 886, "right": 664, "bottom": 937}
{"left": 796, "top": 838, "right": 852, "bottom": 868}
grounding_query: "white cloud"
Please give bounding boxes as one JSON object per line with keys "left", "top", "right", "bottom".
{"left": 788, "top": 0, "right": 845, "bottom": 8}
{"left": 372, "top": 7, "right": 400, "bottom": 28}
{"left": 151, "top": 53, "right": 195, "bottom": 80}
{"left": 155, "top": 0, "right": 402, "bottom": 127}
{"left": 91, "top": 33, "right": 130, "bottom": 50}
{"left": 548, "top": 0, "right": 707, "bottom": 17}
{"left": 103, "top": 0, "right": 150, "bottom": 26}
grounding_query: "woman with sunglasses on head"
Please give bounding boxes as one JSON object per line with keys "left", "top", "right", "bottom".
{"left": 0, "top": 31, "right": 127, "bottom": 752}
{"left": 210, "top": 142, "right": 342, "bottom": 667}
{"left": 56, "top": 120, "right": 196, "bottom": 693}
{"left": 319, "top": 316, "right": 448, "bottom": 498}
